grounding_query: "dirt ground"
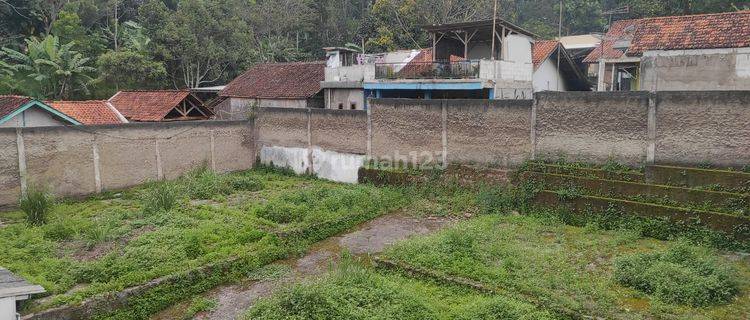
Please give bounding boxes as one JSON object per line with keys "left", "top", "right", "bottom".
{"left": 151, "top": 212, "right": 455, "bottom": 320}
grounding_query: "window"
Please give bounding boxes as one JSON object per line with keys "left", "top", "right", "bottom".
{"left": 350, "top": 103, "right": 356, "bottom": 110}
{"left": 338, "top": 103, "right": 344, "bottom": 110}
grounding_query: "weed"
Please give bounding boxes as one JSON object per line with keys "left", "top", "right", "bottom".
{"left": 614, "top": 242, "right": 739, "bottom": 306}
{"left": 182, "top": 297, "right": 217, "bottom": 319}
{"left": 142, "top": 182, "right": 179, "bottom": 214}
{"left": 697, "top": 160, "right": 714, "bottom": 169}
{"left": 20, "top": 186, "right": 55, "bottom": 226}
{"left": 229, "top": 175, "right": 264, "bottom": 192}
{"left": 182, "top": 166, "right": 234, "bottom": 199}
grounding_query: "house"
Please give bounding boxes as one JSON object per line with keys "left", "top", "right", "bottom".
{"left": 322, "top": 19, "right": 591, "bottom": 107}
{"left": 531, "top": 40, "right": 590, "bottom": 92}
{"left": 216, "top": 62, "right": 325, "bottom": 119}
{"left": 108, "top": 90, "right": 213, "bottom": 122}
{"left": 0, "top": 96, "right": 81, "bottom": 127}
{"left": 1, "top": 267, "right": 45, "bottom": 320}
{"left": 584, "top": 11, "right": 750, "bottom": 91}
{"left": 47, "top": 100, "right": 128, "bottom": 125}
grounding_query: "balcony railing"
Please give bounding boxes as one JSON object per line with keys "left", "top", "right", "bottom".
{"left": 374, "top": 60, "right": 480, "bottom": 80}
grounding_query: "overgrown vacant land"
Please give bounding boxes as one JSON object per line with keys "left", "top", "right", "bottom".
{"left": 0, "top": 166, "right": 407, "bottom": 318}
{"left": 2, "top": 163, "right": 750, "bottom": 319}
{"left": 245, "top": 163, "right": 750, "bottom": 320}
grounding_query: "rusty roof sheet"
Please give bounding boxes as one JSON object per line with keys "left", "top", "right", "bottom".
{"left": 220, "top": 62, "right": 325, "bottom": 99}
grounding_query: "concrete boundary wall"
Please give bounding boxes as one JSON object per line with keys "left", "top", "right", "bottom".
{"left": 255, "top": 91, "right": 750, "bottom": 175}
{"left": 0, "top": 121, "right": 254, "bottom": 207}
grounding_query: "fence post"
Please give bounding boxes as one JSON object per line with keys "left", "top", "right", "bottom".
{"left": 530, "top": 94, "right": 538, "bottom": 161}
{"left": 16, "top": 128, "right": 27, "bottom": 195}
{"left": 441, "top": 100, "right": 448, "bottom": 167}
{"left": 647, "top": 93, "right": 657, "bottom": 164}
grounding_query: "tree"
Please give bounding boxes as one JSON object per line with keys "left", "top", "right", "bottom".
{"left": 1, "top": 35, "right": 96, "bottom": 99}
{"left": 96, "top": 49, "right": 167, "bottom": 92}
{"left": 249, "top": 35, "right": 309, "bottom": 63}
{"left": 139, "top": 0, "right": 255, "bottom": 88}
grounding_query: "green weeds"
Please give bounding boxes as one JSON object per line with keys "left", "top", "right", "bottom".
{"left": 20, "top": 185, "right": 55, "bottom": 226}
{"left": 614, "top": 242, "right": 739, "bottom": 306}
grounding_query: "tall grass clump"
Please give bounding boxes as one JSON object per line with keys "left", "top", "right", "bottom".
{"left": 183, "top": 165, "right": 233, "bottom": 199}
{"left": 143, "top": 182, "right": 179, "bottom": 214}
{"left": 20, "top": 186, "right": 55, "bottom": 226}
{"left": 614, "top": 241, "right": 739, "bottom": 307}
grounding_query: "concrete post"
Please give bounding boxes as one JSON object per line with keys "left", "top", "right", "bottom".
{"left": 366, "top": 99, "right": 373, "bottom": 160}
{"left": 306, "top": 108, "right": 314, "bottom": 175}
{"left": 16, "top": 128, "right": 27, "bottom": 195}
{"left": 155, "top": 139, "right": 164, "bottom": 180}
{"left": 530, "top": 94, "right": 538, "bottom": 160}
{"left": 92, "top": 142, "right": 102, "bottom": 193}
{"left": 647, "top": 93, "right": 657, "bottom": 164}
{"left": 441, "top": 100, "right": 448, "bottom": 167}
{"left": 597, "top": 61, "right": 606, "bottom": 91}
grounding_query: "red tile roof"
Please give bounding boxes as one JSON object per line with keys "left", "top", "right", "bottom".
{"left": 532, "top": 40, "right": 560, "bottom": 68}
{"left": 584, "top": 11, "right": 750, "bottom": 62}
{"left": 109, "top": 90, "right": 195, "bottom": 122}
{"left": 628, "top": 10, "right": 750, "bottom": 55}
{"left": 0, "top": 95, "right": 32, "bottom": 119}
{"left": 583, "top": 19, "right": 641, "bottom": 63}
{"left": 48, "top": 100, "right": 125, "bottom": 125}
{"left": 220, "top": 62, "right": 325, "bottom": 99}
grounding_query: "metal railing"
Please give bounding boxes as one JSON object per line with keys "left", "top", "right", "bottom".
{"left": 374, "top": 60, "right": 480, "bottom": 80}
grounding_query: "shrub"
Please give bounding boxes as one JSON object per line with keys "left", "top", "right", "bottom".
{"left": 614, "top": 242, "right": 739, "bottom": 306}
{"left": 143, "top": 182, "right": 179, "bottom": 214}
{"left": 20, "top": 186, "right": 55, "bottom": 226}
{"left": 255, "top": 201, "right": 306, "bottom": 224}
{"left": 230, "top": 175, "right": 264, "bottom": 192}
{"left": 183, "top": 166, "right": 233, "bottom": 199}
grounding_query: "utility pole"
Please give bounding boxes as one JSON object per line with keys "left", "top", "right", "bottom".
{"left": 490, "top": 0, "right": 498, "bottom": 60}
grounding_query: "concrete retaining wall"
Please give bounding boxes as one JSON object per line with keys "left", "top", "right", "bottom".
{"left": 0, "top": 121, "right": 254, "bottom": 207}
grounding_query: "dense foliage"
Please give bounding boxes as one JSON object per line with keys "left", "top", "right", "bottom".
{"left": 1, "top": 0, "right": 746, "bottom": 99}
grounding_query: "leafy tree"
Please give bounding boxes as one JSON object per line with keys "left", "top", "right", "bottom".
{"left": 96, "top": 49, "right": 167, "bottom": 93}
{"left": 1, "top": 35, "right": 96, "bottom": 99}
{"left": 139, "top": 0, "right": 255, "bottom": 88}
{"left": 250, "top": 35, "right": 309, "bottom": 64}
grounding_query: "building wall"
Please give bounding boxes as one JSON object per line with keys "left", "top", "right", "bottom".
{"left": 325, "top": 88, "right": 365, "bottom": 110}
{"left": 0, "top": 121, "right": 254, "bottom": 207}
{"left": 0, "top": 107, "right": 70, "bottom": 128}
{"left": 533, "top": 58, "right": 568, "bottom": 92}
{"left": 640, "top": 48, "right": 750, "bottom": 91}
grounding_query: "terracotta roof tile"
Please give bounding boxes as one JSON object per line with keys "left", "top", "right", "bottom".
{"left": 533, "top": 40, "right": 560, "bottom": 68}
{"left": 220, "top": 62, "right": 324, "bottom": 99}
{"left": 0, "top": 95, "right": 32, "bottom": 119}
{"left": 48, "top": 100, "right": 125, "bottom": 125}
{"left": 628, "top": 10, "right": 750, "bottom": 55}
{"left": 583, "top": 19, "right": 641, "bottom": 63}
{"left": 109, "top": 90, "right": 193, "bottom": 122}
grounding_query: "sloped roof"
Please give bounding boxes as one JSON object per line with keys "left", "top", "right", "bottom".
{"left": 532, "top": 40, "right": 560, "bottom": 69}
{"left": 220, "top": 62, "right": 325, "bottom": 99}
{"left": 48, "top": 100, "right": 126, "bottom": 125}
{"left": 0, "top": 96, "right": 32, "bottom": 119}
{"left": 109, "top": 90, "right": 200, "bottom": 122}
{"left": 0, "top": 95, "right": 81, "bottom": 125}
{"left": 628, "top": 10, "right": 750, "bottom": 55}
{"left": 583, "top": 19, "right": 641, "bottom": 63}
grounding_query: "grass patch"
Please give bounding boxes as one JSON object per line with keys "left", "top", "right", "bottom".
{"left": 0, "top": 167, "right": 406, "bottom": 316}
{"left": 182, "top": 297, "right": 217, "bottom": 320}
{"left": 244, "top": 259, "right": 556, "bottom": 320}
{"left": 614, "top": 242, "right": 739, "bottom": 307}
{"left": 380, "top": 214, "right": 750, "bottom": 319}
